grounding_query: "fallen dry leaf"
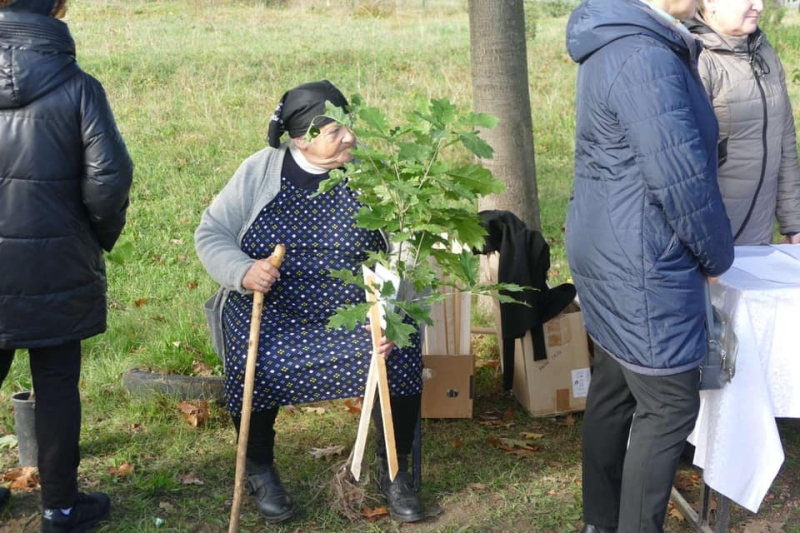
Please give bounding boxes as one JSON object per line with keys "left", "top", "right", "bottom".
{"left": 510, "top": 447, "right": 539, "bottom": 458}
{"left": 478, "top": 420, "right": 515, "bottom": 428}
{"left": 159, "top": 501, "right": 174, "bottom": 512}
{"left": 177, "top": 400, "right": 210, "bottom": 427}
{"left": 135, "top": 298, "right": 149, "bottom": 308}
{"left": 283, "top": 405, "right": 299, "bottom": 415}
{"left": 487, "top": 436, "right": 539, "bottom": 457}
{"left": 302, "top": 406, "right": 326, "bottom": 415}
{"left": 178, "top": 472, "right": 205, "bottom": 485}
{"left": 468, "top": 483, "right": 489, "bottom": 491}
{"left": 668, "top": 506, "right": 685, "bottom": 522}
{"left": 559, "top": 414, "right": 576, "bottom": 426}
{"left": 451, "top": 439, "right": 464, "bottom": 448}
{"left": 521, "top": 432, "right": 544, "bottom": 440}
{"left": 186, "top": 280, "right": 199, "bottom": 290}
{"left": 674, "top": 471, "right": 702, "bottom": 491}
{"left": 344, "top": 398, "right": 362, "bottom": 414}
{"left": 360, "top": 506, "right": 389, "bottom": 521}
{"left": 498, "top": 437, "right": 537, "bottom": 450}
{"left": 108, "top": 461, "right": 134, "bottom": 479}
{"left": 309, "top": 444, "right": 345, "bottom": 459}
{"left": 192, "top": 360, "right": 215, "bottom": 377}
{"left": 478, "top": 410, "right": 503, "bottom": 421}
{"left": 3, "top": 466, "right": 39, "bottom": 491}
{"left": 486, "top": 435, "right": 514, "bottom": 452}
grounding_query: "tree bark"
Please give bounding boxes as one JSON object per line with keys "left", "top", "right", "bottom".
{"left": 468, "top": 0, "right": 540, "bottom": 231}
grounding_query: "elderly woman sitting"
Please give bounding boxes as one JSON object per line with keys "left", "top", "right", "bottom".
{"left": 195, "top": 80, "right": 425, "bottom": 524}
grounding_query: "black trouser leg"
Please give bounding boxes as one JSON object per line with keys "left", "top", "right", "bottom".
{"left": 618, "top": 363, "right": 700, "bottom": 533}
{"left": 29, "top": 341, "right": 82, "bottom": 510}
{"left": 372, "top": 394, "right": 421, "bottom": 466}
{"left": 231, "top": 408, "right": 280, "bottom": 468}
{"left": 581, "top": 346, "right": 635, "bottom": 529}
{"left": 0, "top": 349, "right": 14, "bottom": 384}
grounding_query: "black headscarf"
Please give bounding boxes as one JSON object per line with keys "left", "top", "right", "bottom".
{"left": 0, "top": 0, "right": 57, "bottom": 15}
{"left": 267, "top": 80, "right": 349, "bottom": 148}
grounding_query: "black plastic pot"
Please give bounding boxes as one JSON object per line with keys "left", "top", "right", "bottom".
{"left": 11, "top": 391, "right": 37, "bottom": 467}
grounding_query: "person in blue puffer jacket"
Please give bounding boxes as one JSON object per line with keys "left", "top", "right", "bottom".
{"left": 0, "top": 0, "right": 133, "bottom": 531}
{"left": 565, "top": 1, "right": 734, "bottom": 532}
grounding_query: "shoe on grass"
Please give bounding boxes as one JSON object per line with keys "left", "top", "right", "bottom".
{"left": 40, "top": 492, "right": 110, "bottom": 533}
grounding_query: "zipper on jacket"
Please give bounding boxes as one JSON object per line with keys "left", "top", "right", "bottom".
{"left": 733, "top": 40, "right": 769, "bottom": 241}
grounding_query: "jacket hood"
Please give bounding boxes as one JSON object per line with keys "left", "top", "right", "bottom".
{"left": 685, "top": 15, "right": 764, "bottom": 54}
{"left": 567, "top": 0, "right": 694, "bottom": 64}
{"left": 0, "top": 11, "right": 78, "bottom": 109}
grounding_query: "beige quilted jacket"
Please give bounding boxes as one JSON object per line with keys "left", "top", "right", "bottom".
{"left": 689, "top": 18, "right": 800, "bottom": 244}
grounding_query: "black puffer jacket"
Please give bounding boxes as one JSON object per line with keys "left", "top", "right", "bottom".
{"left": 0, "top": 10, "right": 133, "bottom": 349}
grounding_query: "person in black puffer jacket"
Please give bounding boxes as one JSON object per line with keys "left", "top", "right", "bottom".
{"left": 0, "top": 1, "right": 133, "bottom": 531}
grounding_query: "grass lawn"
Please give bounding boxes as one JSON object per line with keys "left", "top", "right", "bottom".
{"left": 2, "top": 1, "right": 800, "bottom": 531}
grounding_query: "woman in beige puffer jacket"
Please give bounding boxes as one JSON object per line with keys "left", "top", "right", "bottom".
{"left": 688, "top": 0, "right": 800, "bottom": 245}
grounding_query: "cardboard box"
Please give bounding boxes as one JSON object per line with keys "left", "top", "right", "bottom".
{"left": 420, "top": 261, "right": 474, "bottom": 418}
{"left": 512, "top": 303, "right": 592, "bottom": 417}
{"left": 421, "top": 354, "right": 475, "bottom": 419}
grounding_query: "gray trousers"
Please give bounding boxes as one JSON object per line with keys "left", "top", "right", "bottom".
{"left": 582, "top": 345, "right": 700, "bottom": 533}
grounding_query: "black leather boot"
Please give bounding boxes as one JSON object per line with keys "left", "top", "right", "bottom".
{"left": 245, "top": 462, "right": 293, "bottom": 524}
{"left": 375, "top": 455, "right": 424, "bottom": 523}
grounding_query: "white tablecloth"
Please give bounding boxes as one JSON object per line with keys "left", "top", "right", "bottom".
{"left": 688, "top": 245, "right": 800, "bottom": 513}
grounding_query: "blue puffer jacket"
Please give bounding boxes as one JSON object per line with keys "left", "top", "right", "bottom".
{"left": 565, "top": 0, "right": 734, "bottom": 375}
{"left": 0, "top": 11, "right": 133, "bottom": 349}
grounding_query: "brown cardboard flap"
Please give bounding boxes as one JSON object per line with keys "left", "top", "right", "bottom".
{"left": 421, "top": 354, "right": 475, "bottom": 419}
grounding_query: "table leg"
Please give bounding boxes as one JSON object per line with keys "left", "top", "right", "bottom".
{"left": 715, "top": 494, "right": 732, "bottom": 533}
{"left": 671, "top": 482, "right": 734, "bottom": 533}
{"left": 699, "top": 482, "right": 712, "bottom": 524}
{"left": 671, "top": 486, "right": 715, "bottom": 533}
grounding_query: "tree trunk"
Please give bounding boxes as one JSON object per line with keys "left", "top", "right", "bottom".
{"left": 468, "top": 0, "right": 540, "bottom": 231}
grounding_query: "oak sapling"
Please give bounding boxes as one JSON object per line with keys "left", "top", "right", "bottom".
{"left": 307, "top": 95, "right": 525, "bottom": 347}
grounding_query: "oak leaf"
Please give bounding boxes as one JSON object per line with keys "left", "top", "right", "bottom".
{"left": 177, "top": 400, "right": 210, "bottom": 427}
{"left": 344, "top": 398, "right": 362, "bottom": 414}
{"left": 192, "top": 360, "right": 215, "bottom": 377}
{"left": 3, "top": 466, "right": 39, "bottom": 491}
{"left": 109, "top": 461, "right": 134, "bottom": 479}
{"left": 178, "top": 472, "right": 204, "bottom": 485}
{"left": 360, "top": 506, "right": 389, "bottom": 521}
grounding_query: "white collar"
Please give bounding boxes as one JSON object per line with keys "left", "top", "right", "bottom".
{"left": 289, "top": 143, "right": 329, "bottom": 175}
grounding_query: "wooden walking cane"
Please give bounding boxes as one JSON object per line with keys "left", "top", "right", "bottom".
{"left": 229, "top": 244, "right": 285, "bottom": 533}
{"left": 349, "top": 272, "right": 398, "bottom": 483}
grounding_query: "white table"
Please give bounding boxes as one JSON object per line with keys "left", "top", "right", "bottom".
{"left": 686, "top": 245, "right": 800, "bottom": 518}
